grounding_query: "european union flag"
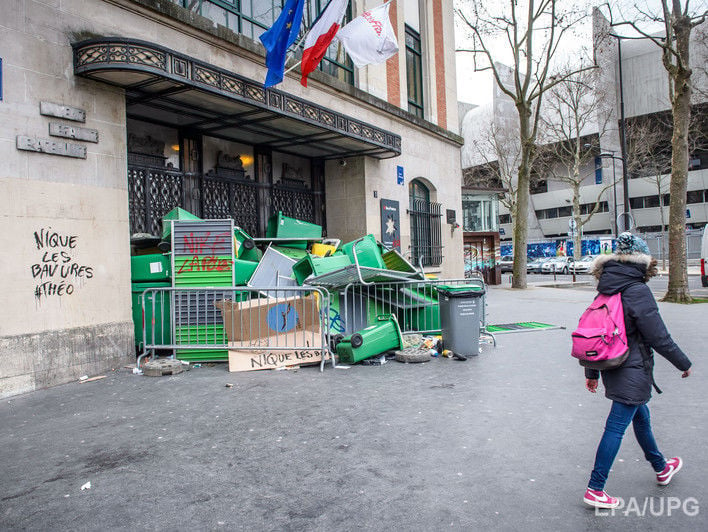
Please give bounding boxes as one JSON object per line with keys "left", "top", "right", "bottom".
{"left": 260, "top": 0, "right": 306, "bottom": 87}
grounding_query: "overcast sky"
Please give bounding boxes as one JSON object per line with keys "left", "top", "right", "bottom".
{"left": 454, "top": 0, "right": 672, "bottom": 105}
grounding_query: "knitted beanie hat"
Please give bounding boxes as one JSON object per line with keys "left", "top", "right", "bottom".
{"left": 615, "top": 232, "right": 650, "bottom": 255}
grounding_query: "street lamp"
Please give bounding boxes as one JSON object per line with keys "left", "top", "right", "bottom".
{"left": 596, "top": 151, "right": 622, "bottom": 236}
{"left": 608, "top": 32, "right": 632, "bottom": 220}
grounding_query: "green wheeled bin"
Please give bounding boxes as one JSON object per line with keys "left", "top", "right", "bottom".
{"left": 234, "top": 226, "right": 263, "bottom": 262}
{"left": 266, "top": 211, "right": 322, "bottom": 249}
{"left": 336, "top": 315, "right": 403, "bottom": 364}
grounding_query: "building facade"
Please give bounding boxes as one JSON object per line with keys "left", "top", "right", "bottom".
{"left": 0, "top": 0, "right": 464, "bottom": 397}
{"left": 460, "top": 11, "right": 707, "bottom": 250}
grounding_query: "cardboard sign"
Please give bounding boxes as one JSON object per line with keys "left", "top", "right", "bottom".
{"left": 228, "top": 334, "right": 327, "bottom": 372}
{"left": 216, "top": 295, "right": 327, "bottom": 371}
{"left": 215, "top": 295, "right": 319, "bottom": 342}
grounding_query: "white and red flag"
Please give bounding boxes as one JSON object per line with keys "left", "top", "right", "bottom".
{"left": 300, "top": 0, "right": 349, "bottom": 87}
{"left": 336, "top": 2, "right": 398, "bottom": 69}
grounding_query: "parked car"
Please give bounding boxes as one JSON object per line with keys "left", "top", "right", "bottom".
{"left": 541, "top": 256, "right": 575, "bottom": 274}
{"left": 527, "top": 257, "right": 546, "bottom": 274}
{"left": 571, "top": 255, "right": 597, "bottom": 274}
{"left": 499, "top": 255, "right": 514, "bottom": 273}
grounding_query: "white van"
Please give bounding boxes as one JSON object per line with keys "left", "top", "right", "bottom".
{"left": 702, "top": 226, "right": 708, "bottom": 287}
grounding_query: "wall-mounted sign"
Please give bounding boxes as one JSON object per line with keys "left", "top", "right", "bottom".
{"left": 380, "top": 199, "right": 400, "bottom": 251}
{"left": 446, "top": 209, "right": 456, "bottom": 224}
{"left": 396, "top": 165, "right": 404, "bottom": 186}
{"left": 16, "top": 136, "right": 87, "bottom": 159}
{"left": 49, "top": 123, "right": 99, "bottom": 143}
{"left": 39, "top": 101, "right": 86, "bottom": 122}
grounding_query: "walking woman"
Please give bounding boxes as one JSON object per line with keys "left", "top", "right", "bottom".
{"left": 583, "top": 232, "right": 692, "bottom": 509}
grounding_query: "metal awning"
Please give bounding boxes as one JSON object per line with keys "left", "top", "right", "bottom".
{"left": 72, "top": 38, "right": 401, "bottom": 159}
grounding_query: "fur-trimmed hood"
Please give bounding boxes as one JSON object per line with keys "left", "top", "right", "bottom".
{"left": 592, "top": 253, "right": 658, "bottom": 291}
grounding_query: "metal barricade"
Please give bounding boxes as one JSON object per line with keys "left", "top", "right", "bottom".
{"left": 338, "top": 272, "right": 494, "bottom": 343}
{"left": 137, "top": 286, "right": 336, "bottom": 371}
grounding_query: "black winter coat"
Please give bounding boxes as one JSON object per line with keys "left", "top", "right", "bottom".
{"left": 584, "top": 254, "right": 692, "bottom": 405}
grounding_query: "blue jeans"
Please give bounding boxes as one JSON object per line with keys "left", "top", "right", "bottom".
{"left": 588, "top": 401, "right": 667, "bottom": 491}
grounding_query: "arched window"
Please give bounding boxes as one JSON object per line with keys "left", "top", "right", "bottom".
{"left": 409, "top": 179, "right": 442, "bottom": 266}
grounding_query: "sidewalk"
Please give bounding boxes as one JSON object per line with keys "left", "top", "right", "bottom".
{"left": 1, "top": 286, "right": 705, "bottom": 531}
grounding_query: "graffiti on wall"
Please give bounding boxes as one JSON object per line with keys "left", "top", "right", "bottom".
{"left": 31, "top": 228, "right": 94, "bottom": 301}
{"left": 464, "top": 240, "right": 494, "bottom": 278}
{"left": 502, "top": 239, "right": 616, "bottom": 259}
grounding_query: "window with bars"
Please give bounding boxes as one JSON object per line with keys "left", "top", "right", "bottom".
{"left": 174, "top": 0, "right": 354, "bottom": 84}
{"left": 405, "top": 25, "right": 424, "bottom": 118}
{"left": 409, "top": 180, "right": 442, "bottom": 266}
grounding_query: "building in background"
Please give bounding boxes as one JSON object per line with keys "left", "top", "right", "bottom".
{"left": 460, "top": 11, "right": 707, "bottom": 258}
{"left": 0, "top": 0, "right": 464, "bottom": 397}
{"left": 460, "top": 184, "right": 503, "bottom": 284}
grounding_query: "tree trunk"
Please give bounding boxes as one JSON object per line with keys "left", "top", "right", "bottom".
{"left": 573, "top": 182, "right": 582, "bottom": 259}
{"left": 511, "top": 107, "right": 532, "bottom": 288}
{"left": 662, "top": 18, "right": 693, "bottom": 303}
{"left": 658, "top": 182, "right": 667, "bottom": 271}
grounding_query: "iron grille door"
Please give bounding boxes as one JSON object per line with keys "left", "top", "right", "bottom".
{"left": 409, "top": 198, "right": 443, "bottom": 266}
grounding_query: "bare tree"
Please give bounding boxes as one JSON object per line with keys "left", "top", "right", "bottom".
{"left": 464, "top": 120, "right": 524, "bottom": 220}
{"left": 625, "top": 108, "right": 708, "bottom": 269}
{"left": 608, "top": 1, "right": 707, "bottom": 303}
{"left": 625, "top": 118, "right": 672, "bottom": 268}
{"left": 539, "top": 65, "right": 614, "bottom": 259}
{"left": 456, "top": 0, "right": 593, "bottom": 288}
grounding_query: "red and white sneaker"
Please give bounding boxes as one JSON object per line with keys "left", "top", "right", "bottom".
{"left": 583, "top": 488, "right": 621, "bottom": 509}
{"left": 657, "top": 457, "right": 683, "bottom": 486}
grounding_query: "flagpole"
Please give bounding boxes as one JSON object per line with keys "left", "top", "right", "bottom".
{"left": 284, "top": 35, "right": 306, "bottom": 67}
{"left": 282, "top": 0, "right": 311, "bottom": 69}
{"left": 284, "top": 60, "right": 302, "bottom": 75}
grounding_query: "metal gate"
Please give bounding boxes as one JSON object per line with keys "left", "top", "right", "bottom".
{"left": 641, "top": 230, "right": 703, "bottom": 261}
{"left": 127, "top": 155, "right": 319, "bottom": 238}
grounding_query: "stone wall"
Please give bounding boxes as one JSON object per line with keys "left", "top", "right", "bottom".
{"left": 0, "top": 0, "right": 134, "bottom": 397}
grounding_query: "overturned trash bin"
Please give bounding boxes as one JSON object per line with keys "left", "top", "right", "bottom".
{"left": 336, "top": 315, "right": 403, "bottom": 364}
{"left": 437, "top": 285, "right": 486, "bottom": 358}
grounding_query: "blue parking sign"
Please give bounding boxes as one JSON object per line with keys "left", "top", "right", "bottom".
{"left": 396, "top": 166, "right": 404, "bottom": 185}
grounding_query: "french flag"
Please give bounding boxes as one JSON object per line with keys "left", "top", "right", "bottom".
{"left": 300, "top": 0, "right": 349, "bottom": 87}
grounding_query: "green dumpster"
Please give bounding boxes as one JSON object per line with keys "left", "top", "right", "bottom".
{"left": 130, "top": 253, "right": 171, "bottom": 282}
{"left": 272, "top": 246, "right": 310, "bottom": 261}
{"left": 336, "top": 315, "right": 403, "bottom": 364}
{"left": 341, "top": 234, "right": 386, "bottom": 269}
{"left": 233, "top": 258, "right": 258, "bottom": 285}
{"left": 161, "top": 207, "right": 201, "bottom": 241}
{"left": 234, "top": 226, "right": 263, "bottom": 262}
{"left": 292, "top": 253, "right": 352, "bottom": 285}
{"left": 266, "top": 211, "right": 322, "bottom": 249}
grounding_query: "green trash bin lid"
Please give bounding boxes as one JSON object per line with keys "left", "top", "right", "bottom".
{"left": 436, "top": 284, "right": 486, "bottom": 297}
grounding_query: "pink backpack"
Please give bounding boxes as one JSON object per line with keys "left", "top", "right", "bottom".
{"left": 571, "top": 293, "right": 630, "bottom": 370}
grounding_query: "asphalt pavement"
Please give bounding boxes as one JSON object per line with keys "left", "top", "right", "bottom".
{"left": 1, "top": 285, "right": 705, "bottom": 531}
